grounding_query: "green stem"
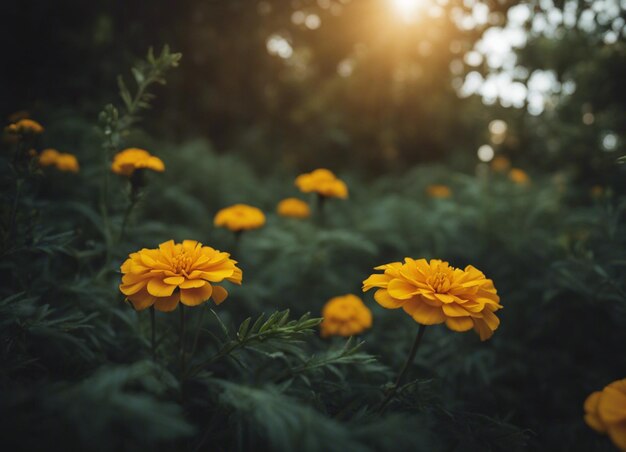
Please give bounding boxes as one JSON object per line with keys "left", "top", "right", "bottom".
{"left": 179, "top": 304, "right": 186, "bottom": 376}
{"left": 150, "top": 306, "right": 156, "bottom": 361}
{"left": 377, "top": 324, "right": 427, "bottom": 413}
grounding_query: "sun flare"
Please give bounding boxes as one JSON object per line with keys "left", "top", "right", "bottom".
{"left": 390, "top": 0, "right": 422, "bottom": 23}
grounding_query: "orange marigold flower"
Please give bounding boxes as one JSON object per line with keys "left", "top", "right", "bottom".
{"left": 584, "top": 378, "right": 626, "bottom": 451}
{"left": 119, "top": 240, "right": 242, "bottom": 312}
{"left": 320, "top": 294, "right": 372, "bottom": 338}
{"left": 6, "top": 118, "right": 44, "bottom": 135}
{"left": 214, "top": 204, "right": 266, "bottom": 232}
{"left": 39, "top": 149, "right": 80, "bottom": 172}
{"left": 39, "top": 149, "right": 60, "bottom": 166}
{"left": 277, "top": 197, "right": 311, "bottom": 219}
{"left": 363, "top": 258, "right": 502, "bottom": 341}
{"left": 490, "top": 155, "right": 511, "bottom": 172}
{"left": 55, "top": 153, "right": 80, "bottom": 173}
{"left": 295, "top": 168, "right": 348, "bottom": 199}
{"left": 426, "top": 184, "right": 452, "bottom": 199}
{"left": 508, "top": 168, "right": 530, "bottom": 185}
{"left": 111, "top": 148, "right": 165, "bottom": 176}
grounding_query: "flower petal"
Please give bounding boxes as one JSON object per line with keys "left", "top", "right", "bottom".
{"left": 374, "top": 289, "right": 404, "bottom": 309}
{"left": 180, "top": 283, "right": 213, "bottom": 306}
{"left": 179, "top": 279, "right": 207, "bottom": 289}
{"left": 154, "top": 293, "right": 180, "bottom": 312}
{"left": 147, "top": 278, "right": 177, "bottom": 297}
{"left": 163, "top": 276, "right": 185, "bottom": 285}
{"left": 445, "top": 316, "right": 474, "bottom": 332}
{"left": 211, "top": 285, "right": 229, "bottom": 305}
{"left": 387, "top": 279, "right": 418, "bottom": 300}
{"left": 402, "top": 300, "right": 445, "bottom": 325}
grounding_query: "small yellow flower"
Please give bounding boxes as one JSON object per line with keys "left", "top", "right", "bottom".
{"left": 277, "top": 198, "right": 311, "bottom": 219}
{"left": 320, "top": 294, "right": 372, "bottom": 338}
{"left": 38, "top": 149, "right": 80, "bottom": 172}
{"left": 426, "top": 184, "right": 452, "bottom": 199}
{"left": 39, "top": 149, "right": 60, "bottom": 166}
{"left": 214, "top": 204, "right": 266, "bottom": 232}
{"left": 508, "top": 168, "right": 530, "bottom": 185}
{"left": 55, "top": 154, "right": 80, "bottom": 173}
{"left": 490, "top": 155, "right": 511, "bottom": 172}
{"left": 363, "top": 258, "right": 502, "bottom": 341}
{"left": 295, "top": 168, "right": 348, "bottom": 199}
{"left": 6, "top": 119, "right": 44, "bottom": 135}
{"left": 119, "top": 240, "right": 242, "bottom": 312}
{"left": 111, "top": 148, "right": 165, "bottom": 176}
{"left": 584, "top": 378, "right": 626, "bottom": 451}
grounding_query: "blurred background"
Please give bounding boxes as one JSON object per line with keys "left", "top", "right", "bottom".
{"left": 3, "top": 0, "right": 625, "bottom": 182}
{"left": 2, "top": 1, "right": 626, "bottom": 451}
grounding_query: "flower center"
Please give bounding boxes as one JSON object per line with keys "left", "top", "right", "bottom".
{"left": 172, "top": 251, "right": 193, "bottom": 274}
{"left": 428, "top": 272, "right": 451, "bottom": 293}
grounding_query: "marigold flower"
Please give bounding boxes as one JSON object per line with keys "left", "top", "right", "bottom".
{"left": 277, "top": 197, "right": 311, "bottom": 219}
{"left": 119, "top": 240, "right": 242, "bottom": 312}
{"left": 295, "top": 168, "right": 348, "bottom": 199}
{"left": 426, "top": 184, "right": 452, "bottom": 199}
{"left": 508, "top": 168, "right": 530, "bottom": 185}
{"left": 584, "top": 378, "right": 626, "bottom": 451}
{"left": 490, "top": 155, "right": 511, "bottom": 172}
{"left": 6, "top": 118, "right": 44, "bottom": 135}
{"left": 214, "top": 204, "right": 266, "bottom": 232}
{"left": 363, "top": 258, "right": 502, "bottom": 341}
{"left": 111, "top": 148, "right": 165, "bottom": 176}
{"left": 320, "top": 294, "right": 372, "bottom": 338}
{"left": 39, "top": 149, "right": 60, "bottom": 166}
{"left": 38, "top": 149, "right": 80, "bottom": 172}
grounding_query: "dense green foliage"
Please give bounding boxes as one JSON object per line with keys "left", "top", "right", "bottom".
{"left": 2, "top": 0, "right": 626, "bottom": 451}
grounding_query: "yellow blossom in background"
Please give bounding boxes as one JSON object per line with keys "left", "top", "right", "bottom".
{"left": 491, "top": 155, "right": 511, "bottom": 172}
{"left": 508, "top": 168, "right": 530, "bottom": 185}
{"left": 277, "top": 197, "right": 311, "bottom": 219}
{"left": 111, "top": 148, "right": 165, "bottom": 176}
{"left": 55, "top": 153, "right": 80, "bottom": 172}
{"left": 38, "top": 149, "right": 80, "bottom": 172}
{"left": 214, "top": 204, "right": 266, "bottom": 232}
{"left": 6, "top": 118, "right": 44, "bottom": 135}
{"left": 295, "top": 168, "right": 348, "bottom": 199}
{"left": 39, "top": 149, "right": 60, "bottom": 166}
{"left": 426, "top": 184, "right": 452, "bottom": 199}
{"left": 320, "top": 294, "right": 372, "bottom": 338}
{"left": 363, "top": 258, "right": 502, "bottom": 341}
{"left": 119, "top": 240, "right": 242, "bottom": 312}
{"left": 584, "top": 378, "right": 626, "bottom": 451}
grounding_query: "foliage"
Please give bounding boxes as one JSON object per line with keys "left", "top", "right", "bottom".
{"left": 2, "top": 4, "right": 626, "bottom": 449}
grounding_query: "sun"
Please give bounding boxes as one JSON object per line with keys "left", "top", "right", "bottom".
{"left": 390, "top": 0, "right": 422, "bottom": 23}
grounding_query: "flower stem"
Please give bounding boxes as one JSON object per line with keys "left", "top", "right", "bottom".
{"left": 179, "top": 304, "right": 186, "bottom": 376}
{"left": 377, "top": 324, "right": 427, "bottom": 413}
{"left": 150, "top": 306, "right": 156, "bottom": 361}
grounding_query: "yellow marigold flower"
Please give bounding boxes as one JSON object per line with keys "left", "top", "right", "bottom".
{"left": 320, "top": 294, "right": 372, "bottom": 338}
{"left": 277, "top": 197, "right": 311, "bottom": 219}
{"left": 490, "top": 155, "right": 511, "bottom": 172}
{"left": 214, "top": 204, "right": 266, "bottom": 232}
{"left": 362, "top": 258, "right": 502, "bottom": 341}
{"left": 584, "top": 378, "right": 626, "bottom": 451}
{"left": 111, "top": 148, "right": 165, "bottom": 176}
{"left": 119, "top": 240, "right": 242, "bottom": 312}
{"left": 55, "top": 153, "right": 80, "bottom": 173}
{"left": 39, "top": 149, "right": 60, "bottom": 166}
{"left": 6, "top": 118, "right": 44, "bottom": 135}
{"left": 295, "top": 168, "right": 348, "bottom": 199}
{"left": 508, "top": 168, "right": 530, "bottom": 185}
{"left": 39, "top": 149, "right": 80, "bottom": 172}
{"left": 426, "top": 184, "right": 452, "bottom": 199}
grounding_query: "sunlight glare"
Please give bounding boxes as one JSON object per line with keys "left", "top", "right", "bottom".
{"left": 391, "top": 0, "right": 423, "bottom": 24}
